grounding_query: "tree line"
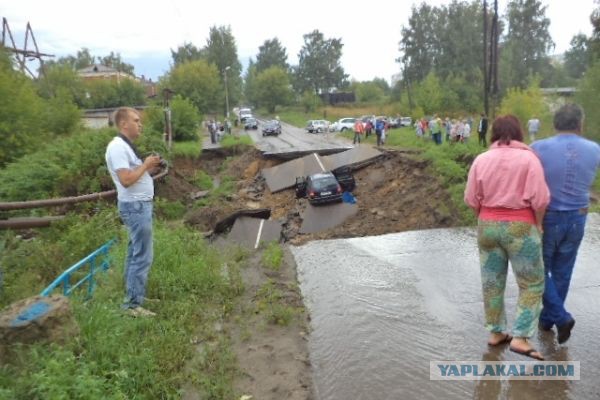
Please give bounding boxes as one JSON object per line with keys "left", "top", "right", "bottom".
{"left": 3, "top": 0, "right": 600, "bottom": 167}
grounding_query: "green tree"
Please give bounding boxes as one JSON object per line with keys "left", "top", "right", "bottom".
{"left": 37, "top": 64, "right": 86, "bottom": 105}
{"left": 399, "top": 3, "right": 438, "bottom": 84}
{"left": 576, "top": 61, "right": 600, "bottom": 142}
{"left": 203, "top": 25, "right": 243, "bottom": 114}
{"left": 166, "top": 59, "right": 221, "bottom": 114}
{"left": 256, "top": 38, "right": 289, "bottom": 73}
{"left": 170, "top": 42, "right": 204, "bottom": 66}
{"left": 589, "top": 1, "right": 600, "bottom": 61}
{"left": 254, "top": 66, "right": 292, "bottom": 113}
{"left": 116, "top": 79, "right": 147, "bottom": 106}
{"left": 82, "top": 79, "right": 119, "bottom": 108}
{"left": 99, "top": 52, "right": 135, "bottom": 75}
{"left": 564, "top": 34, "right": 590, "bottom": 80}
{"left": 500, "top": 0, "right": 554, "bottom": 89}
{"left": 413, "top": 72, "right": 443, "bottom": 114}
{"left": 41, "top": 88, "right": 81, "bottom": 135}
{"left": 45, "top": 47, "right": 96, "bottom": 70}
{"left": 499, "top": 82, "right": 547, "bottom": 131}
{"left": 293, "top": 30, "right": 348, "bottom": 95}
{"left": 0, "top": 51, "right": 47, "bottom": 165}
{"left": 353, "top": 81, "right": 385, "bottom": 103}
{"left": 243, "top": 60, "right": 259, "bottom": 106}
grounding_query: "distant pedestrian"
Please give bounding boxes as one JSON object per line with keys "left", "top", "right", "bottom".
{"left": 478, "top": 113, "right": 489, "bottom": 147}
{"left": 527, "top": 117, "right": 540, "bottom": 143}
{"left": 353, "top": 119, "right": 364, "bottom": 144}
{"left": 375, "top": 119, "right": 385, "bottom": 146}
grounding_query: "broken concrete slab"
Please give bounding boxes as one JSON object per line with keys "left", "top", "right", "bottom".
{"left": 261, "top": 147, "right": 382, "bottom": 193}
{"left": 262, "top": 153, "right": 330, "bottom": 193}
{"left": 299, "top": 202, "right": 359, "bottom": 234}
{"left": 228, "top": 217, "right": 282, "bottom": 249}
{"left": 213, "top": 209, "right": 271, "bottom": 235}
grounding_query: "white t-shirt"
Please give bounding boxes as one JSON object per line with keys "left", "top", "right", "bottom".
{"left": 105, "top": 136, "right": 154, "bottom": 202}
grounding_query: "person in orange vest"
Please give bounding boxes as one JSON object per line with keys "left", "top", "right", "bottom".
{"left": 353, "top": 119, "right": 365, "bottom": 144}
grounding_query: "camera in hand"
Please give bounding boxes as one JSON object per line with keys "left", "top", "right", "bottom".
{"left": 150, "top": 152, "right": 168, "bottom": 168}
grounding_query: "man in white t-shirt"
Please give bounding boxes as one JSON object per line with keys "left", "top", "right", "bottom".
{"left": 527, "top": 117, "right": 540, "bottom": 142}
{"left": 105, "top": 107, "right": 161, "bottom": 317}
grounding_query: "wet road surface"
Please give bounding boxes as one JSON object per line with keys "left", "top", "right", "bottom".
{"left": 291, "top": 214, "right": 600, "bottom": 400}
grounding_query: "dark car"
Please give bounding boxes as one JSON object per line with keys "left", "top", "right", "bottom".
{"left": 295, "top": 172, "right": 343, "bottom": 205}
{"left": 244, "top": 117, "right": 258, "bottom": 130}
{"left": 262, "top": 120, "right": 281, "bottom": 136}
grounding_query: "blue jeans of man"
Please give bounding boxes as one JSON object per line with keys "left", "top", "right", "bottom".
{"left": 118, "top": 201, "right": 154, "bottom": 309}
{"left": 539, "top": 209, "right": 587, "bottom": 328}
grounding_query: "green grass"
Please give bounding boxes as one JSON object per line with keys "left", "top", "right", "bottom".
{"left": 171, "top": 139, "right": 202, "bottom": 158}
{"left": 193, "top": 169, "right": 214, "bottom": 190}
{"left": 220, "top": 135, "right": 252, "bottom": 148}
{"left": 261, "top": 241, "right": 284, "bottom": 271}
{"left": 255, "top": 280, "right": 296, "bottom": 326}
{"left": 0, "top": 210, "right": 246, "bottom": 399}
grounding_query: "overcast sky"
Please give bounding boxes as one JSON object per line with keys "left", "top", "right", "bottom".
{"left": 1, "top": 0, "right": 596, "bottom": 83}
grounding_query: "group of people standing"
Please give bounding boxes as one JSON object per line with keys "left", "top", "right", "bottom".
{"left": 353, "top": 117, "right": 389, "bottom": 146}
{"left": 416, "top": 115, "right": 474, "bottom": 144}
{"left": 465, "top": 103, "right": 600, "bottom": 360}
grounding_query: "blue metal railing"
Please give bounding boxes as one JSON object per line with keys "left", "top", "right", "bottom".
{"left": 40, "top": 239, "right": 116, "bottom": 298}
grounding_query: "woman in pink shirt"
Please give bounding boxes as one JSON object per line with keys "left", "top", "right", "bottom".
{"left": 465, "top": 115, "right": 550, "bottom": 360}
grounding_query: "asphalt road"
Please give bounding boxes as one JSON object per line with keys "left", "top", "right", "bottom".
{"left": 245, "top": 119, "right": 352, "bottom": 157}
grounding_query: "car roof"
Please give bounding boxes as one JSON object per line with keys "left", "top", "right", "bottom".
{"left": 309, "top": 172, "right": 335, "bottom": 179}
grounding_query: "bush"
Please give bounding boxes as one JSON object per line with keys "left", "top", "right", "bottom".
{"left": 499, "top": 83, "right": 549, "bottom": 132}
{"left": 142, "top": 97, "right": 201, "bottom": 142}
{"left": 0, "top": 127, "right": 165, "bottom": 201}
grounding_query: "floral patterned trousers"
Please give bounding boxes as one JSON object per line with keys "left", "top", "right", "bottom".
{"left": 477, "top": 220, "right": 545, "bottom": 338}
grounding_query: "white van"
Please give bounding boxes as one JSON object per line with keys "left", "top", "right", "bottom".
{"left": 239, "top": 108, "right": 252, "bottom": 122}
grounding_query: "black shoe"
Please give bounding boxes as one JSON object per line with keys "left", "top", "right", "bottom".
{"left": 539, "top": 321, "right": 553, "bottom": 332}
{"left": 557, "top": 318, "right": 575, "bottom": 344}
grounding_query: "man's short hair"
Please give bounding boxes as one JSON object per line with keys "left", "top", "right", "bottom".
{"left": 113, "top": 107, "right": 138, "bottom": 128}
{"left": 554, "top": 103, "right": 584, "bottom": 131}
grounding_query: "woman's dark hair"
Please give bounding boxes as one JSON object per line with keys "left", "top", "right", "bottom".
{"left": 490, "top": 115, "right": 524, "bottom": 145}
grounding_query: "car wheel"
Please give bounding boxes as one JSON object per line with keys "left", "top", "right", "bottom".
{"left": 317, "top": 128, "right": 322, "bottom": 133}
{"left": 341, "top": 127, "right": 347, "bottom": 132}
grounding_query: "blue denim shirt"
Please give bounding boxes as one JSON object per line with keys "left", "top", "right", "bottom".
{"left": 532, "top": 134, "right": 600, "bottom": 210}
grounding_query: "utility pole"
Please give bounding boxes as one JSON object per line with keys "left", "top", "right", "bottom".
{"left": 224, "top": 66, "right": 231, "bottom": 120}
{"left": 1, "top": 18, "right": 54, "bottom": 79}
{"left": 482, "top": 0, "right": 499, "bottom": 118}
{"left": 163, "top": 88, "right": 174, "bottom": 152}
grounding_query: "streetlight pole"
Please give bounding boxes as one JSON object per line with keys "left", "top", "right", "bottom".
{"left": 224, "top": 66, "right": 231, "bottom": 121}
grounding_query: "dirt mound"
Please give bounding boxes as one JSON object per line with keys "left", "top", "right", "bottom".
{"left": 158, "top": 147, "right": 462, "bottom": 241}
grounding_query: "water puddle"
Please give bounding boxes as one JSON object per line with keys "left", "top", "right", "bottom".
{"left": 292, "top": 214, "right": 600, "bottom": 399}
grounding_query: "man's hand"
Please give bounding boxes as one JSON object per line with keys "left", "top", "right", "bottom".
{"left": 117, "top": 155, "right": 162, "bottom": 188}
{"left": 144, "top": 155, "right": 162, "bottom": 170}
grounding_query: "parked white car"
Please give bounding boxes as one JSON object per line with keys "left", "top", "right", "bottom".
{"left": 306, "top": 120, "right": 330, "bottom": 133}
{"left": 331, "top": 117, "right": 357, "bottom": 132}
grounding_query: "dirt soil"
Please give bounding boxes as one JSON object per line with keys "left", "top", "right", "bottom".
{"left": 157, "top": 145, "right": 464, "bottom": 399}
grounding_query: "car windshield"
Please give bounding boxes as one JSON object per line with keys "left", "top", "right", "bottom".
{"left": 265, "top": 121, "right": 278, "bottom": 128}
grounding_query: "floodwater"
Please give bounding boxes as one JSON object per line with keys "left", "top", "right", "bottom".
{"left": 291, "top": 214, "right": 600, "bottom": 400}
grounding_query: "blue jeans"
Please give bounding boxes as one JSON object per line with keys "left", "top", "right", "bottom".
{"left": 118, "top": 201, "right": 154, "bottom": 309}
{"left": 539, "top": 209, "right": 587, "bottom": 328}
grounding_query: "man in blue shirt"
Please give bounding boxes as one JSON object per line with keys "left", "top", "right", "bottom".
{"left": 531, "top": 103, "right": 600, "bottom": 344}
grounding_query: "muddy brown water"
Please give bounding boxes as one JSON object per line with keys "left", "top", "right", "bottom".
{"left": 291, "top": 214, "right": 600, "bottom": 400}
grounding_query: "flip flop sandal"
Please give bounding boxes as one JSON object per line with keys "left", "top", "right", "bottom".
{"left": 488, "top": 333, "right": 513, "bottom": 346}
{"left": 510, "top": 347, "right": 544, "bottom": 361}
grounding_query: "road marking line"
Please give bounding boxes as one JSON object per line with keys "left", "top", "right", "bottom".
{"left": 314, "top": 153, "right": 326, "bottom": 172}
{"left": 255, "top": 219, "right": 265, "bottom": 249}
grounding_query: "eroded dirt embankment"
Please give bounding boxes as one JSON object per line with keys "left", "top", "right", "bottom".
{"left": 156, "top": 147, "right": 463, "bottom": 242}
